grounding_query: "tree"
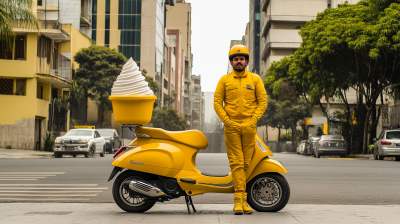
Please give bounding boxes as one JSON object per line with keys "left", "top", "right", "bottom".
{"left": 141, "top": 69, "right": 160, "bottom": 108}
{"left": 163, "top": 91, "right": 177, "bottom": 108}
{"left": 316, "top": 127, "right": 323, "bottom": 137}
{"left": 258, "top": 99, "right": 283, "bottom": 142}
{"left": 151, "top": 106, "right": 187, "bottom": 131}
{"left": 293, "top": 0, "right": 400, "bottom": 153}
{"left": 73, "top": 46, "right": 126, "bottom": 126}
{"left": 0, "top": 0, "right": 38, "bottom": 52}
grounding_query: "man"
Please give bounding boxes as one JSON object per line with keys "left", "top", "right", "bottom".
{"left": 214, "top": 45, "right": 267, "bottom": 215}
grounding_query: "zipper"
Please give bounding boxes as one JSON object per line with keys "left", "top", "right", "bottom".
{"left": 239, "top": 77, "right": 242, "bottom": 122}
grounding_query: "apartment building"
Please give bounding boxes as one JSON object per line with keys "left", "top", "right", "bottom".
{"left": 0, "top": 0, "right": 92, "bottom": 150}
{"left": 248, "top": 0, "right": 261, "bottom": 75}
{"left": 191, "top": 75, "right": 202, "bottom": 131}
{"left": 166, "top": 0, "right": 193, "bottom": 123}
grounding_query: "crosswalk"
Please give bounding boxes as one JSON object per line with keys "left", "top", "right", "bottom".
{"left": 0, "top": 172, "right": 108, "bottom": 202}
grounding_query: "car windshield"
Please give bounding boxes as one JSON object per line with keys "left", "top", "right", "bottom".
{"left": 64, "top": 130, "right": 93, "bottom": 137}
{"left": 98, "top": 130, "right": 113, "bottom": 137}
{"left": 322, "top": 136, "right": 343, "bottom": 140}
{"left": 386, "top": 131, "right": 400, "bottom": 139}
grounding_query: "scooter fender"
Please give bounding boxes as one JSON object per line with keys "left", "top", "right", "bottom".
{"left": 111, "top": 143, "right": 185, "bottom": 178}
{"left": 247, "top": 157, "right": 288, "bottom": 181}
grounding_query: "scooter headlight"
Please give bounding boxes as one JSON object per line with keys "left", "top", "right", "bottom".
{"left": 256, "top": 141, "right": 268, "bottom": 153}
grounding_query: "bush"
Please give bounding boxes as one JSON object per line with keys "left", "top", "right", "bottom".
{"left": 280, "top": 133, "right": 292, "bottom": 141}
{"left": 43, "top": 132, "right": 55, "bottom": 152}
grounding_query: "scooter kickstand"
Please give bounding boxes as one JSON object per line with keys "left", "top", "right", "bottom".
{"left": 188, "top": 196, "right": 196, "bottom": 213}
{"left": 185, "top": 196, "right": 191, "bottom": 214}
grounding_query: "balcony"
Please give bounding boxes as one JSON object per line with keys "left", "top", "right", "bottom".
{"left": 37, "top": 53, "right": 71, "bottom": 88}
{"left": 37, "top": 0, "right": 60, "bottom": 11}
{"left": 39, "top": 20, "right": 70, "bottom": 41}
{"left": 261, "top": 29, "right": 302, "bottom": 61}
{"left": 80, "top": 14, "right": 92, "bottom": 27}
{"left": 262, "top": 0, "right": 270, "bottom": 12}
{"left": 35, "top": 98, "right": 49, "bottom": 118}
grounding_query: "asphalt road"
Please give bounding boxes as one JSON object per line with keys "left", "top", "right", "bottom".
{"left": 0, "top": 153, "right": 399, "bottom": 205}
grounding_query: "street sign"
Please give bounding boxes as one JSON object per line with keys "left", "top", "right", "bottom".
{"left": 74, "top": 126, "right": 95, "bottom": 129}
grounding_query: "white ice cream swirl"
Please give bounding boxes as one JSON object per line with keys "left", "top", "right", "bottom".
{"left": 111, "top": 57, "right": 154, "bottom": 96}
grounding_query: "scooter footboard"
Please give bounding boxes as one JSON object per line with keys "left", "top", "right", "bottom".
{"left": 247, "top": 158, "right": 287, "bottom": 182}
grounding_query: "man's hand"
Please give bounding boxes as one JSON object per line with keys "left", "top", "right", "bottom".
{"left": 242, "top": 118, "right": 257, "bottom": 128}
{"left": 225, "top": 119, "right": 241, "bottom": 132}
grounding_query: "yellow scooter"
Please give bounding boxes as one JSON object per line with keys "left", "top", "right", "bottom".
{"left": 108, "top": 125, "right": 290, "bottom": 214}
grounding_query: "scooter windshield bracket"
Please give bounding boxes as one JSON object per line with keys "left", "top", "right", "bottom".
{"left": 121, "top": 125, "right": 151, "bottom": 138}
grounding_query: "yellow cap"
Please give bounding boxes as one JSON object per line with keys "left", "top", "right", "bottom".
{"left": 229, "top": 45, "right": 250, "bottom": 61}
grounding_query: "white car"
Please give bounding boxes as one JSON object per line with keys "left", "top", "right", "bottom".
{"left": 54, "top": 129, "right": 106, "bottom": 158}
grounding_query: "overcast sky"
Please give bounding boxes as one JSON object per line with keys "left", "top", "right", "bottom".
{"left": 186, "top": 0, "right": 250, "bottom": 92}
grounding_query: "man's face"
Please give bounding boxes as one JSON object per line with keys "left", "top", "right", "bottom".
{"left": 231, "top": 56, "right": 248, "bottom": 72}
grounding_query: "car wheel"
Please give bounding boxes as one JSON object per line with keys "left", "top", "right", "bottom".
{"left": 246, "top": 173, "right": 290, "bottom": 212}
{"left": 100, "top": 145, "right": 105, "bottom": 157}
{"left": 54, "top": 153, "right": 62, "bottom": 158}
{"left": 375, "top": 149, "right": 384, "bottom": 160}
{"left": 86, "top": 146, "right": 95, "bottom": 158}
{"left": 73, "top": 154, "right": 76, "bottom": 158}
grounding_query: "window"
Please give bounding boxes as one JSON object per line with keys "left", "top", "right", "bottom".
{"left": 92, "top": 15, "right": 97, "bottom": 29}
{"left": 15, "top": 79, "right": 26, "bottom": 96}
{"left": 105, "top": 30, "right": 110, "bottom": 45}
{"left": 386, "top": 131, "right": 400, "bottom": 140}
{"left": 0, "top": 78, "right": 13, "bottom": 95}
{"left": 92, "top": 30, "right": 96, "bottom": 44}
{"left": 105, "top": 0, "right": 110, "bottom": 14}
{"left": 194, "top": 79, "right": 200, "bottom": 85}
{"left": 14, "top": 35, "right": 26, "bottom": 60}
{"left": 164, "top": 78, "right": 168, "bottom": 89}
{"left": 92, "top": 0, "right": 97, "bottom": 13}
{"left": 37, "top": 0, "right": 42, "bottom": 6}
{"left": 193, "top": 102, "right": 200, "bottom": 109}
{"left": 105, "top": 15, "right": 110, "bottom": 29}
{"left": 194, "top": 95, "right": 200, "bottom": 100}
{"left": 194, "top": 87, "right": 200, "bottom": 93}
{"left": 0, "top": 40, "right": 12, "bottom": 60}
{"left": 255, "top": 13, "right": 260, "bottom": 21}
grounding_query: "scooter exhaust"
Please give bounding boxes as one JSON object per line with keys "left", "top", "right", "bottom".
{"left": 124, "top": 179, "right": 170, "bottom": 198}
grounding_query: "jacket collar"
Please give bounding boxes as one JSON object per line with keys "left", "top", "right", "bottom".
{"left": 231, "top": 68, "right": 248, "bottom": 78}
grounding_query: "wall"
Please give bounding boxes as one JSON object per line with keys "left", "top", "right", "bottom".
{"left": 58, "top": 0, "right": 81, "bottom": 30}
{"left": 141, "top": 0, "right": 157, "bottom": 79}
{"left": 269, "top": 0, "right": 327, "bottom": 16}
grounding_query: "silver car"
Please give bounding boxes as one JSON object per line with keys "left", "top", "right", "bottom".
{"left": 54, "top": 129, "right": 106, "bottom": 158}
{"left": 314, "top": 135, "right": 348, "bottom": 158}
{"left": 373, "top": 130, "right": 400, "bottom": 160}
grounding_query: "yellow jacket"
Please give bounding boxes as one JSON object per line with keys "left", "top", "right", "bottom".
{"left": 214, "top": 68, "right": 268, "bottom": 124}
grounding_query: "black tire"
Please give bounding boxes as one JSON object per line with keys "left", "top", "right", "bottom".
{"left": 100, "top": 146, "right": 105, "bottom": 157}
{"left": 112, "top": 170, "right": 156, "bottom": 213}
{"left": 375, "top": 149, "right": 384, "bottom": 160}
{"left": 54, "top": 153, "right": 62, "bottom": 158}
{"left": 86, "top": 146, "right": 94, "bottom": 158}
{"left": 73, "top": 154, "right": 77, "bottom": 158}
{"left": 246, "top": 173, "right": 290, "bottom": 212}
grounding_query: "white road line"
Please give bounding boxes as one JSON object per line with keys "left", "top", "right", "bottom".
{"left": 0, "top": 179, "right": 38, "bottom": 181}
{"left": 0, "top": 194, "right": 98, "bottom": 196}
{"left": 0, "top": 177, "right": 48, "bottom": 179}
{"left": 0, "top": 172, "right": 65, "bottom": 174}
{"left": 0, "top": 191, "right": 103, "bottom": 193}
{"left": 0, "top": 198, "right": 89, "bottom": 201}
{"left": 0, "top": 184, "right": 98, "bottom": 186}
{"left": 0, "top": 175, "right": 56, "bottom": 176}
{"left": 0, "top": 187, "right": 108, "bottom": 190}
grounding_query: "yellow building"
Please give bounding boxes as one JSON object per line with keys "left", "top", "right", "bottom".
{"left": 0, "top": 0, "right": 91, "bottom": 150}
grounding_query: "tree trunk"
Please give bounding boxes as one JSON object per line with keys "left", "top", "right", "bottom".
{"left": 369, "top": 105, "right": 376, "bottom": 145}
{"left": 362, "top": 108, "right": 372, "bottom": 154}
{"left": 291, "top": 123, "right": 296, "bottom": 152}
{"left": 98, "top": 103, "right": 105, "bottom": 128}
{"left": 278, "top": 127, "right": 281, "bottom": 143}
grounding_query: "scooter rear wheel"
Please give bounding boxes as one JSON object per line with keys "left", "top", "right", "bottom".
{"left": 246, "top": 173, "right": 290, "bottom": 212}
{"left": 112, "top": 170, "right": 156, "bottom": 213}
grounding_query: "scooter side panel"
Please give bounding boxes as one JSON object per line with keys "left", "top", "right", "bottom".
{"left": 112, "top": 143, "right": 185, "bottom": 177}
{"left": 247, "top": 158, "right": 288, "bottom": 181}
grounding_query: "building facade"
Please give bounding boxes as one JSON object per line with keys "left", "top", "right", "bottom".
{"left": 166, "top": 0, "right": 193, "bottom": 123}
{"left": 0, "top": 0, "right": 91, "bottom": 150}
{"left": 248, "top": 0, "right": 261, "bottom": 75}
{"left": 191, "top": 75, "right": 202, "bottom": 131}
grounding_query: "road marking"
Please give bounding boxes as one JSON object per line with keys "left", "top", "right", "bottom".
{"left": 0, "top": 172, "right": 65, "bottom": 174}
{"left": 0, "top": 184, "right": 98, "bottom": 186}
{"left": 0, "top": 198, "right": 89, "bottom": 201}
{"left": 0, "top": 187, "right": 108, "bottom": 190}
{"left": 0, "top": 191, "right": 103, "bottom": 193}
{"left": 0, "top": 179, "right": 38, "bottom": 181}
{"left": 0, "top": 194, "right": 98, "bottom": 196}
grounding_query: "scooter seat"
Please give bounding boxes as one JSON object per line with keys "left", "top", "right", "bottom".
{"left": 135, "top": 127, "right": 209, "bottom": 150}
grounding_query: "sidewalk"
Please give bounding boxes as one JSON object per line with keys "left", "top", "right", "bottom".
{"left": 0, "top": 148, "right": 53, "bottom": 159}
{"left": 0, "top": 203, "right": 399, "bottom": 224}
{"left": 348, "top": 154, "right": 373, "bottom": 159}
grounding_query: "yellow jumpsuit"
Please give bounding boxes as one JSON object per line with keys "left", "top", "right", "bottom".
{"left": 214, "top": 68, "right": 267, "bottom": 192}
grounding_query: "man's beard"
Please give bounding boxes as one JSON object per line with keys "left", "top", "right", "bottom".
{"left": 233, "top": 65, "right": 245, "bottom": 72}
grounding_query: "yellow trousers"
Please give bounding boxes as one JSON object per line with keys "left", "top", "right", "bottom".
{"left": 224, "top": 122, "right": 256, "bottom": 192}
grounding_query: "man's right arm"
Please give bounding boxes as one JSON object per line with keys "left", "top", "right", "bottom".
{"left": 214, "top": 77, "right": 230, "bottom": 123}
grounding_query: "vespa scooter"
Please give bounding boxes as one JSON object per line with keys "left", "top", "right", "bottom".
{"left": 108, "top": 125, "right": 290, "bottom": 214}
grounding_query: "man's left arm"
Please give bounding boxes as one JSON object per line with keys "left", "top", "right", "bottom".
{"left": 250, "top": 75, "right": 268, "bottom": 126}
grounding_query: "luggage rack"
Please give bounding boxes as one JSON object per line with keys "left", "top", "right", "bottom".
{"left": 121, "top": 125, "right": 151, "bottom": 139}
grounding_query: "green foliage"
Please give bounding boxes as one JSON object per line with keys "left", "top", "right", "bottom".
{"left": 71, "top": 119, "right": 83, "bottom": 126}
{"left": 164, "top": 91, "right": 177, "bottom": 108}
{"left": 316, "top": 127, "right": 323, "bottom": 136}
{"left": 141, "top": 69, "right": 160, "bottom": 108}
{"left": 43, "top": 132, "right": 54, "bottom": 152}
{"left": 151, "top": 106, "right": 187, "bottom": 131}
{"left": 0, "top": 0, "right": 39, "bottom": 51}
{"left": 73, "top": 45, "right": 127, "bottom": 111}
{"left": 280, "top": 130, "right": 303, "bottom": 141}
{"left": 192, "top": 109, "right": 199, "bottom": 120}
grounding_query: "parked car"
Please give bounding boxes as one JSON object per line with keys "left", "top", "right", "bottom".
{"left": 98, "top": 129, "right": 122, "bottom": 153}
{"left": 54, "top": 129, "right": 106, "bottom": 158}
{"left": 373, "top": 129, "right": 400, "bottom": 160}
{"left": 314, "top": 135, "right": 348, "bottom": 158}
{"left": 297, "top": 140, "right": 307, "bottom": 154}
{"left": 306, "top": 137, "right": 320, "bottom": 156}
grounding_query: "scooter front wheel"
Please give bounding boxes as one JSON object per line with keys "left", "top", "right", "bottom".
{"left": 112, "top": 170, "right": 156, "bottom": 213}
{"left": 246, "top": 173, "right": 290, "bottom": 212}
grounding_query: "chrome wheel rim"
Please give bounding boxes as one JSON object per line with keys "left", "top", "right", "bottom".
{"left": 119, "top": 176, "right": 146, "bottom": 207}
{"left": 251, "top": 177, "right": 282, "bottom": 207}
